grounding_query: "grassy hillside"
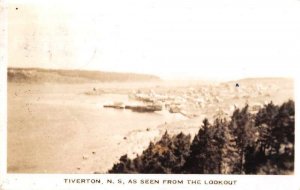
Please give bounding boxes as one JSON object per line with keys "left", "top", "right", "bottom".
{"left": 7, "top": 68, "right": 160, "bottom": 83}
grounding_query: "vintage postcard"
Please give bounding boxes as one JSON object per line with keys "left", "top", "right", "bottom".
{"left": 0, "top": 0, "right": 299, "bottom": 189}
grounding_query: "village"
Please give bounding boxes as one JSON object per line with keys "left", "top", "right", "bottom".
{"left": 102, "top": 81, "right": 277, "bottom": 120}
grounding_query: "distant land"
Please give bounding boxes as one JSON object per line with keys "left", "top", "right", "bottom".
{"left": 7, "top": 67, "right": 161, "bottom": 83}
{"left": 225, "top": 77, "right": 294, "bottom": 88}
{"left": 229, "top": 77, "right": 293, "bottom": 83}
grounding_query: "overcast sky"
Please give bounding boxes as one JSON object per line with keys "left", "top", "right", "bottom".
{"left": 8, "top": 0, "right": 300, "bottom": 80}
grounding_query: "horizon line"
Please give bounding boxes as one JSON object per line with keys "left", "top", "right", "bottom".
{"left": 7, "top": 66, "right": 294, "bottom": 82}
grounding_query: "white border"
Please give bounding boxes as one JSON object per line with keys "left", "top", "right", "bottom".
{"left": 1, "top": 1, "right": 299, "bottom": 190}
{"left": 0, "top": 0, "right": 8, "bottom": 184}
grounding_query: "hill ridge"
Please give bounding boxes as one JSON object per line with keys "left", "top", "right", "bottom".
{"left": 7, "top": 67, "right": 161, "bottom": 83}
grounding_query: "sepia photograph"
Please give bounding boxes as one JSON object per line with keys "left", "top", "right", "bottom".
{"left": 7, "top": 69, "right": 295, "bottom": 175}
{"left": 1, "top": 0, "right": 300, "bottom": 189}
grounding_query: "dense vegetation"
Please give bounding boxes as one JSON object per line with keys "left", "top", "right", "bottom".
{"left": 109, "top": 100, "right": 295, "bottom": 174}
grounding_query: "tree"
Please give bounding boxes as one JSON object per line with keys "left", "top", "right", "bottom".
{"left": 218, "top": 119, "right": 240, "bottom": 174}
{"left": 184, "top": 118, "right": 233, "bottom": 174}
{"left": 244, "top": 100, "right": 295, "bottom": 174}
{"left": 269, "top": 100, "right": 294, "bottom": 174}
{"left": 230, "top": 105, "right": 256, "bottom": 173}
{"left": 183, "top": 119, "right": 211, "bottom": 173}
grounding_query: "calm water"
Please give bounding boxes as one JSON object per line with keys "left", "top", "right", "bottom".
{"left": 8, "top": 83, "right": 185, "bottom": 173}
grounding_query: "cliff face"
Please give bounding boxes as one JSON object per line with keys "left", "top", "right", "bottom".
{"left": 7, "top": 68, "right": 161, "bottom": 83}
